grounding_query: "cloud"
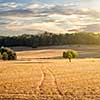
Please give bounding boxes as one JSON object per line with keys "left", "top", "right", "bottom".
{"left": 1, "top": 2, "right": 19, "bottom": 8}
{"left": 0, "top": 2, "right": 24, "bottom": 11}
{"left": 1, "top": 3, "right": 100, "bottom": 19}
{"left": 0, "top": 1, "right": 100, "bottom": 34}
{"left": 0, "top": 9, "right": 33, "bottom": 17}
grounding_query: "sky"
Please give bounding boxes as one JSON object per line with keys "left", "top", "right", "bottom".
{"left": 0, "top": 0, "right": 100, "bottom": 36}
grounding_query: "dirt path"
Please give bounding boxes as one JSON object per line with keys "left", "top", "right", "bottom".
{"left": 36, "top": 63, "right": 64, "bottom": 99}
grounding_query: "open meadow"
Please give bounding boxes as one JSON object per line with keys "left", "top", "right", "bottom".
{"left": 0, "top": 45, "right": 100, "bottom": 100}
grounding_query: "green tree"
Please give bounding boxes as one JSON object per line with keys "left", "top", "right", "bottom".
{"left": 63, "top": 50, "right": 78, "bottom": 62}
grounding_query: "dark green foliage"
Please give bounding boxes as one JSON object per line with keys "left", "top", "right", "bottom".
{"left": 63, "top": 52, "right": 66, "bottom": 58}
{"left": 2, "top": 52, "right": 8, "bottom": 60}
{"left": 0, "top": 32, "right": 100, "bottom": 47}
{"left": 69, "top": 50, "right": 78, "bottom": 58}
{"left": 63, "top": 50, "right": 78, "bottom": 62}
{"left": 0, "top": 52, "right": 2, "bottom": 59}
{"left": 0, "top": 47, "right": 17, "bottom": 60}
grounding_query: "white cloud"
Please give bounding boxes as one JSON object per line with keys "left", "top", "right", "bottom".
{"left": 0, "top": 2, "right": 23, "bottom": 9}
{"left": 1, "top": 2, "right": 100, "bottom": 34}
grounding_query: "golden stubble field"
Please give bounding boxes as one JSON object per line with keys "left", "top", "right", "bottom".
{"left": 1, "top": 45, "right": 100, "bottom": 100}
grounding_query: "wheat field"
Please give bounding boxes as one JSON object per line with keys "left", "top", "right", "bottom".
{"left": 0, "top": 45, "right": 100, "bottom": 100}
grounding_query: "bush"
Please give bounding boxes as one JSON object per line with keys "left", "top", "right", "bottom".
{"left": 63, "top": 50, "right": 78, "bottom": 62}
{"left": 8, "top": 52, "right": 17, "bottom": 60}
{"left": 0, "top": 53, "right": 2, "bottom": 59}
{"left": 2, "top": 52, "right": 8, "bottom": 60}
{"left": 0, "top": 47, "right": 17, "bottom": 60}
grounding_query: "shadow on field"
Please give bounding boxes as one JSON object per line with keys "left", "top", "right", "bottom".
{"left": 33, "top": 56, "right": 63, "bottom": 60}
{"left": 17, "top": 56, "right": 63, "bottom": 61}
{"left": 14, "top": 61, "right": 52, "bottom": 64}
{"left": 11, "top": 45, "right": 85, "bottom": 51}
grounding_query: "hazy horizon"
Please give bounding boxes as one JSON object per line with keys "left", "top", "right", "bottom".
{"left": 0, "top": 0, "right": 100, "bottom": 36}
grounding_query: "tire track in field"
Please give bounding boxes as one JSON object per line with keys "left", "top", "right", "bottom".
{"left": 37, "top": 63, "right": 64, "bottom": 99}
{"left": 37, "top": 65, "right": 46, "bottom": 89}
{"left": 46, "top": 66, "right": 63, "bottom": 97}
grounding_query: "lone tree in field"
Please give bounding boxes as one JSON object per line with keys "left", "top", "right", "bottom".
{"left": 63, "top": 50, "right": 78, "bottom": 62}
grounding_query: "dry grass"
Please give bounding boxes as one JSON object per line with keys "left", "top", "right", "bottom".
{"left": 0, "top": 45, "right": 100, "bottom": 99}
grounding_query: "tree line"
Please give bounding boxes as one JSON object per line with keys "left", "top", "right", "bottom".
{"left": 0, "top": 32, "right": 100, "bottom": 47}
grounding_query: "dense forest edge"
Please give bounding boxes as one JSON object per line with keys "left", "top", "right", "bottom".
{"left": 0, "top": 32, "right": 100, "bottom": 48}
